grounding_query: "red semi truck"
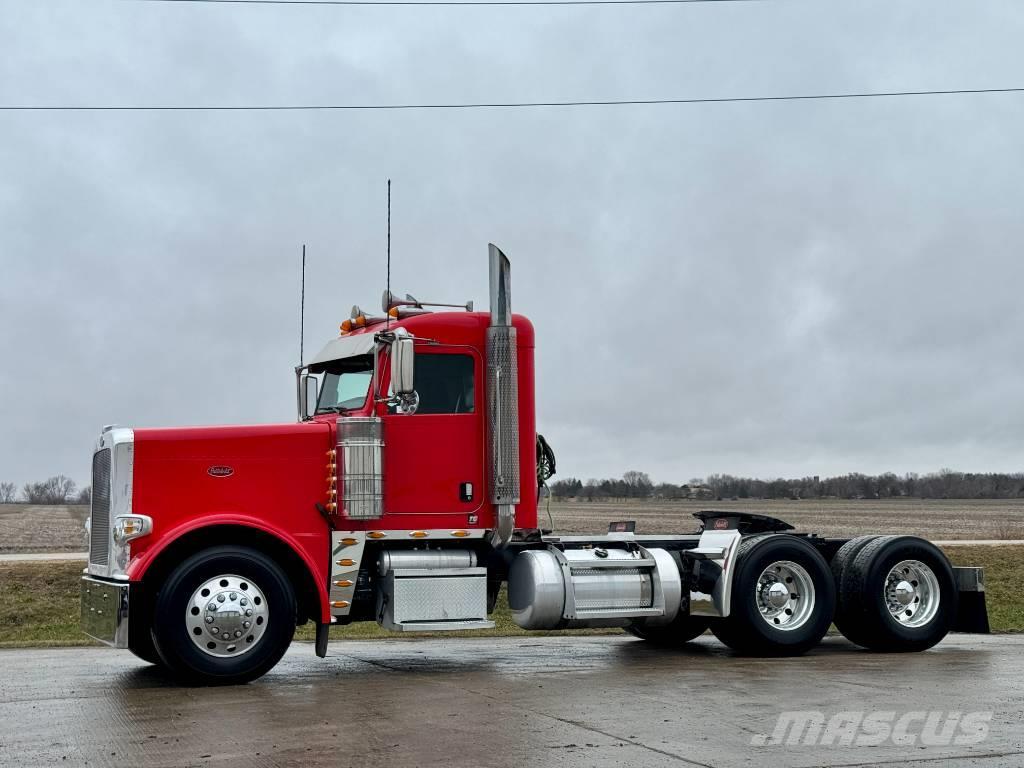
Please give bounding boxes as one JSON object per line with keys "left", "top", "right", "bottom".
{"left": 81, "top": 245, "right": 988, "bottom": 684}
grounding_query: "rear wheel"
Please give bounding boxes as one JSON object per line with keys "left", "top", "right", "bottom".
{"left": 626, "top": 613, "right": 710, "bottom": 645}
{"left": 151, "top": 546, "right": 296, "bottom": 685}
{"left": 837, "top": 535, "right": 956, "bottom": 652}
{"left": 710, "top": 534, "right": 835, "bottom": 656}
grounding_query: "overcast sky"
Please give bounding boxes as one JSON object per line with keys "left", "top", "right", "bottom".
{"left": 2, "top": 0, "right": 1023, "bottom": 489}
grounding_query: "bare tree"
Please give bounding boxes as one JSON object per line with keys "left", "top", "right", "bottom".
{"left": 77, "top": 486, "right": 92, "bottom": 505}
{"left": 0, "top": 482, "right": 16, "bottom": 503}
{"left": 22, "top": 475, "right": 77, "bottom": 504}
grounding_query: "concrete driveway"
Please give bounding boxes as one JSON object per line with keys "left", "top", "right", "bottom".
{"left": 0, "top": 634, "right": 1021, "bottom": 767}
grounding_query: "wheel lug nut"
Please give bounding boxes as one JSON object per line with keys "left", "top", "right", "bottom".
{"left": 243, "top": 621, "right": 251, "bottom": 629}
{"left": 240, "top": 598, "right": 248, "bottom": 607}
{"left": 245, "top": 609, "right": 253, "bottom": 617}
{"left": 234, "top": 630, "right": 242, "bottom": 638}
{"left": 205, "top": 616, "right": 214, "bottom": 624}
{"left": 208, "top": 603, "right": 217, "bottom": 611}
{"left": 229, "top": 592, "right": 238, "bottom": 601}
{"left": 211, "top": 627, "right": 220, "bottom": 635}
{"left": 217, "top": 595, "right": 226, "bottom": 603}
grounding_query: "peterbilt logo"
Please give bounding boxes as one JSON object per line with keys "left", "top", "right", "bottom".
{"left": 207, "top": 465, "right": 235, "bottom": 478}
{"left": 713, "top": 518, "right": 730, "bottom": 530}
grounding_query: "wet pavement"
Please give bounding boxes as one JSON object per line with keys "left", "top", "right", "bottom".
{"left": 1, "top": 634, "right": 1022, "bottom": 768}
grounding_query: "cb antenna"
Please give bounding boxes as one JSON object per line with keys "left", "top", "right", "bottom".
{"left": 385, "top": 179, "right": 391, "bottom": 330}
{"left": 299, "top": 243, "right": 306, "bottom": 366}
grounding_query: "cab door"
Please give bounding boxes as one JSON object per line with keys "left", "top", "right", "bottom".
{"left": 382, "top": 348, "right": 485, "bottom": 518}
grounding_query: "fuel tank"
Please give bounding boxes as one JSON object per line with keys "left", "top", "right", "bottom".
{"left": 507, "top": 546, "right": 682, "bottom": 629}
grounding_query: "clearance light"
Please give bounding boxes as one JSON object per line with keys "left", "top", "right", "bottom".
{"left": 388, "top": 307, "right": 399, "bottom": 318}
{"left": 354, "top": 315, "right": 367, "bottom": 327}
{"left": 333, "top": 579, "right": 354, "bottom": 588}
{"left": 340, "top": 319, "right": 353, "bottom": 334}
{"left": 367, "top": 531, "right": 386, "bottom": 539}
{"left": 451, "top": 530, "right": 470, "bottom": 538}
{"left": 112, "top": 515, "right": 152, "bottom": 543}
{"left": 340, "top": 537, "right": 358, "bottom": 546}
{"left": 331, "top": 600, "right": 350, "bottom": 609}
{"left": 326, "top": 502, "right": 337, "bottom": 513}
{"left": 409, "top": 531, "right": 429, "bottom": 539}
{"left": 337, "top": 558, "right": 356, "bottom": 567}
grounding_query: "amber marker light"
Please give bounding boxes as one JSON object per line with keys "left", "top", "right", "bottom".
{"left": 337, "top": 558, "right": 355, "bottom": 567}
{"left": 340, "top": 537, "right": 358, "bottom": 546}
{"left": 451, "top": 530, "right": 470, "bottom": 538}
{"left": 409, "top": 531, "right": 429, "bottom": 539}
{"left": 333, "top": 580, "right": 354, "bottom": 588}
{"left": 367, "top": 531, "right": 386, "bottom": 539}
{"left": 331, "top": 600, "right": 350, "bottom": 609}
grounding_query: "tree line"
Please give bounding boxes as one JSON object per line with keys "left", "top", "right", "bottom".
{"left": 0, "top": 476, "right": 91, "bottom": 505}
{"left": 549, "top": 469, "right": 1024, "bottom": 501}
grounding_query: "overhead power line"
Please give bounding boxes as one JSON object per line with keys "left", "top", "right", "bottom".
{"left": 3, "top": 87, "right": 1023, "bottom": 112}
{"left": 124, "top": 0, "right": 760, "bottom": 6}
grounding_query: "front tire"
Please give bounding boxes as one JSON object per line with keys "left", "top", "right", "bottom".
{"left": 710, "top": 534, "right": 835, "bottom": 656}
{"left": 151, "top": 546, "right": 296, "bottom": 685}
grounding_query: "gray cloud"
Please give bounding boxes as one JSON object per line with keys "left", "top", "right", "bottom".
{"left": 1, "top": 0, "right": 1023, "bottom": 488}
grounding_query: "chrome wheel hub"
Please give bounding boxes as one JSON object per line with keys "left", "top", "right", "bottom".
{"left": 885, "top": 560, "right": 940, "bottom": 628}
{"left": 186, "top": 574, "right": 269, "bottom": 658}
{"left": 756, "top": 560, "right": 816, "bottom": 632}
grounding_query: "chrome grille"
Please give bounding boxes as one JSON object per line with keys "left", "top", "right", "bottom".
{"left": 90, "top": 449, "right": 111, "bottom": 566}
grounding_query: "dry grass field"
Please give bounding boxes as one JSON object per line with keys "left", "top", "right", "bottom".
{"left": 0, "top": 505, "right": 90, "bottom": 552}
{"left": 544, "top": 498, "right": 1024, "bottom": 540}
{"left": 2, "top": 499, "right": 1024, "bottom": 554}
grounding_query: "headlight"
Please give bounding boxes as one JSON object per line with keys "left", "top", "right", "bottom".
{"left": 113, "top": 515, "right": 152, "bottom": 543}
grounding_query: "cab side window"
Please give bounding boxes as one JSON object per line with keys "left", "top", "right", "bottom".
{"left": 413, "top": 354, "right": 475, "bottom": 414}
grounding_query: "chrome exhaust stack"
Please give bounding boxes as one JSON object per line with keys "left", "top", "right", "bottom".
{"left": 486, "top": 244, "right": 520, "bottom": 548}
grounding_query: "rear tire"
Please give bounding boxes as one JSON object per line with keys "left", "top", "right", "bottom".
{"left": 710, "top": 534, "right": 835, "bottom": 656}
{"left": 838, "top": 535, "right": 956, "bottom": 652}
{"left": 830, "top": 535, "right": 880, "bottom": 647}
{"left": 151, "top": 546, "right": 296, "bottom": 685}
{"left": 626, "top": 613, "right": 710, "bottom": 645}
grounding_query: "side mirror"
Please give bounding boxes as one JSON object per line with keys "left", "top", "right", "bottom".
{"left": 391, "top": 337, "right": 415, "bottom": 395}
{"left": 300, "top": 374, "right": 319, "bottom": 419}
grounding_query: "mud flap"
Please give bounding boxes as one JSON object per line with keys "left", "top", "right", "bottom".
{"left": 315, "top": 622, "right": 330, "bottom": 657}
{"left": 952, "top": 567, "right": 989, "bottom": 634}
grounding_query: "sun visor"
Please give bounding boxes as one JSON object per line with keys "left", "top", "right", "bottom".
{"left": 307, "top": 333, "right": 378, "bottom": 371}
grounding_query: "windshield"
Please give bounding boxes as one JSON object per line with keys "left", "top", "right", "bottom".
{"left": 315, "top": 354, "right": 373, "bottom": 413}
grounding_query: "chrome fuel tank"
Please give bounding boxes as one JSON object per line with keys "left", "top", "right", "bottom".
{"left": 508, "top": 546, "right": 682, "bottom": 629}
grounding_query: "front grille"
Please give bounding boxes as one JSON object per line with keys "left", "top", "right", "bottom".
{"left": 90, "top": 449, "right": 111, "bottom": 566}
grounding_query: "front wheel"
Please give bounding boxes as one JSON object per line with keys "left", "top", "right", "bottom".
{"left": 710, "top": 534, "right": 835, "bottom": 656}
{"left": 151, "top": 546, "right": 296, "bottom": 685}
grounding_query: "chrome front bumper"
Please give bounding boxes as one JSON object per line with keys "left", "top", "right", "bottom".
{"left": 81, "top": 576, "right": 130, "bottom": 648}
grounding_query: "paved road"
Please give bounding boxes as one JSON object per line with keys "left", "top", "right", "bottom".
{"left": 0, "top": 552, "right": 88, "bottom": 563}
{"left": 3, "top": 539, "right": 1023, "bottom": 564}
{"left": 1, "top": 635, "right": 1022, "bottom": 768}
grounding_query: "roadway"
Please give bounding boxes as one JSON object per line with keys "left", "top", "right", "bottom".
{"left": 1, "top": 634, "right": 1022, "bottom": 767}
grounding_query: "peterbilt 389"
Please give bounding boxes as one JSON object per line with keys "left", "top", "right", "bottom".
{"left": 81, "top": 245, "right": 988, "bottom": 684}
